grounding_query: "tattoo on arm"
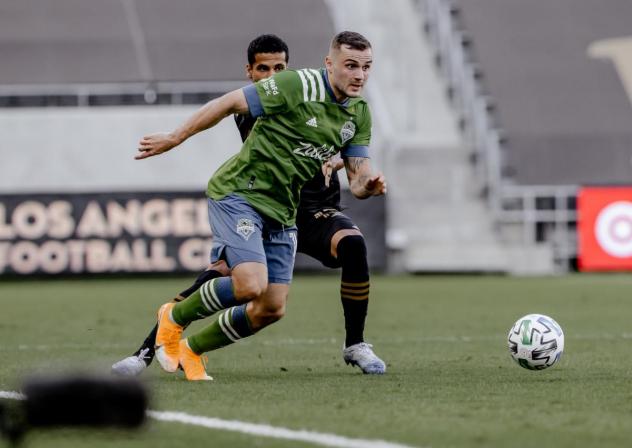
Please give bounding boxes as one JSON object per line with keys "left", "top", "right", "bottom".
{"left": 345, "top": 157, "right": 368, "bottom": 174}
{"left": 345, "top": 157, "right": 372, "bottom": 197}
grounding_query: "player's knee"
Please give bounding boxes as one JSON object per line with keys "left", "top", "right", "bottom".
{"left": 337, "top": 235, "right": 369, "bottom": 282}
{"left": 259, "top": 303, "right": 286, "bottom": 322}
{"left": 337, "top": 234, "right": 367, "bottom": 261}
{"left": 233, "top": 277, "right": 268, "bottom": 300}
{"left": 249, "top": 300, "right": 286, "bottom": 329}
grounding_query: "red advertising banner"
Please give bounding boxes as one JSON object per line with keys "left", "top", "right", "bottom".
{"left": 578, "top": 187, "right": 632, "bottom": 271}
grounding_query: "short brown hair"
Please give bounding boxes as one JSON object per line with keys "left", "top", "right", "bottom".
{"left": 331, "top": 31, "right": 371, "bottom": 51}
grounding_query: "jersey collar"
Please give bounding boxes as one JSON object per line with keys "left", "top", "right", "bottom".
{"left": 321, "top": 68, "right": 352, "bottom": 107}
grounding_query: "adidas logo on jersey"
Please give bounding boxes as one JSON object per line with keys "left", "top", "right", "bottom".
{"left": 306, "top": 117, "right": 318, "bottom": 128}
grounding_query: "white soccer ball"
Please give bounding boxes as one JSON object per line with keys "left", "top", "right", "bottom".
{"left": 507, "top": 314, "right": 564, "bottom": 370}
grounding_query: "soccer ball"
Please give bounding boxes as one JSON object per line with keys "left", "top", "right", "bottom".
{"left": 507, "top": 314, "right": 564, "bottom": 370}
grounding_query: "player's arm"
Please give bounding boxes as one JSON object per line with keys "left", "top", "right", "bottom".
{"left": 340, "top": 102, "right": 384, "bottom": 197}
{"left": 136, "top": 89, "right": 249, "bottom": 160}
{"left": 322, "top": 154, "right": 345, "bottom": 187}
{"left": 326, "top": 154, "right": 345, "bottom": 172}
{"left": 344, "top": 156, "right": 387, "bottom": 199}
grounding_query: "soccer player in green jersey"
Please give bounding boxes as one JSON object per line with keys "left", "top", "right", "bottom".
{"left": 135, "top": 31, "right": 386, "bottom": 380}
{"left": 113, "top": 35, "right": 385, "bottom": 377}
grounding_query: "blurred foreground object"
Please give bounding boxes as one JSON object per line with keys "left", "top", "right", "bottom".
{"left": 0, "top": 374, "right": 148, "bottom": 445}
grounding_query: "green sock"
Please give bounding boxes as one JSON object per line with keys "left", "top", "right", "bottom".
{"left": 188, "top": 320, "right": 233, "bottom": 354}
{"left": 171, "top": 289, "right": 212, "bottom": 326}
{"left": 172, "top": 278, "right": 238, "bottom": 325}
{"left": 188, "top": 304, "right": 254, "bottom": 354}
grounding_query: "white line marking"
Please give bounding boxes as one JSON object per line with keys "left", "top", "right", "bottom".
{"left": 0, "top": 391, "right": 25, "bottom": 400}
{"left": 148, "top": 410, "right": 418, "bottom": 448}
{"left": 0, "top": 391, "right": 419, "bottom": 448}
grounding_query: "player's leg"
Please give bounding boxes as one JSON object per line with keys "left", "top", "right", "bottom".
{"left": 174, "top": 261, "right": 268, "bottom": 380}
{"left": 330, "top": 229, "right": 368, "bottom": 346}
{"left": 177, "top": 224, "right": 296, "bottom": 380}
{"left": 331, "top": 229, "right": 385, "bottom": 374}
{"left": 154, "top": 195, "right": 273, "bottom": 378}
{"left": 111, "top": 261, "right": 230, "bottom": 376}
{"left": 296, "top": 209, "right": 385, "bottom": 374}
{"left": 180, "top": 280, "right": 287, "bottom": 362}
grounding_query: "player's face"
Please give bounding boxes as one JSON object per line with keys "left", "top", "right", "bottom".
{"left": 325, "top": 45, "right": 373, "bottom": 100}
{"left": 246, "top": 52, "right": 288, "bottom": 82}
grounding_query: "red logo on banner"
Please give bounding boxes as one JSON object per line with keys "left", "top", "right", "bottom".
{"left": 578, "top": 187, "right": 632, "bottom": 271}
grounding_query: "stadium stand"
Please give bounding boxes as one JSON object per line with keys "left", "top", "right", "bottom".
{"left": 9, "top": 0, "right": 624, "bottom": 273}
{"left": 0, "top": 0, "right": 333, "bottom": 106}
{"left": 329, "top": 0, "right": 510, "bottom": 273}
{"left": 419, "top": 0, "right": 632, "bottom": 271}
{"left": 448, "top": 0, "right": 632, "bottom": 186}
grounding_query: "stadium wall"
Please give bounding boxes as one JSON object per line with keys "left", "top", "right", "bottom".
{"left": 0, "top": 107, "right": 386, "bottom": 276}
{"left": 0, "top": 0, "right": 390, "bottom": 276}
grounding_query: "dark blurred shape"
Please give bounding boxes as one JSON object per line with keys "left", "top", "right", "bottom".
{"left": 1, "top": 374, "right": 147, "bottom": 445}
{"left": 23, "top": 375, "right": 147, "bottom": 428}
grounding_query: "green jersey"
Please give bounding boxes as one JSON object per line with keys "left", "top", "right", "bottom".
{"left": 207, "top": 68, "right": 372, "bottom": 226}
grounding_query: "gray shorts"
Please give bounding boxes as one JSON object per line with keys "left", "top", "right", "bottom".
{"left": 207, "top": 194, "right": 297, "bottom": 284}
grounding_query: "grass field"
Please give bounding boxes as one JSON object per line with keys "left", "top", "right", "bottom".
{"left": 1, "top": 274, "right": 632, "bottom": 448}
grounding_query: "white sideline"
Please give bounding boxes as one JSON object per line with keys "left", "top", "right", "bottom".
{"left": 148, "top": 410, "right": 417, "bottom": 448}
{"left": 0, "top": 391, "right": 25, "bottom": 400}
{"left": 1, "top": 390, "right": 418, "bottom": 448}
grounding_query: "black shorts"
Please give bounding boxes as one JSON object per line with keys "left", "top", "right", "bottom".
{"left": 296, "top": 208, "right": 359, "bottom": 268}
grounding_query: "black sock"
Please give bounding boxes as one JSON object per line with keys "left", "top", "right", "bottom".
{"left": 337, "top": 235, "right": 370, "bottom": 347}
{"left": 341, "top": 298, "right": 368, "bottom": 347}
{"left": 131, "top": 268, "right": 224, "bottom": 364}
{"left": 132, "top": 324, "right": 158, "bottom": 364}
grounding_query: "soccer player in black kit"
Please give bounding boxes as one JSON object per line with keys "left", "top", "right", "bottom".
{"left": 112, "top": 34, "right": 385, "bottom": 376}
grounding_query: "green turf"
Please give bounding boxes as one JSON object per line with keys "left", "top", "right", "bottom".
{"left": 1, "top": 274, "right": 632, "bottom": 448}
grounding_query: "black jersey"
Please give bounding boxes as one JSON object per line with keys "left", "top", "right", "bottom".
{"left": 233, "top": 113, "right": 341, "bottom": 212}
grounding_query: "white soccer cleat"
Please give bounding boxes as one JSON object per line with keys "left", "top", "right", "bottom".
{"left": 343, "top": 342, "right": 386, "bottom": 375}
{"left": 111, "top": 348, "right": 150, "bottom": 377}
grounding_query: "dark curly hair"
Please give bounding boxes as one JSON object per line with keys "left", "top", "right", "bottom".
{"left": 247, "top": 34, "right": 289, "bottom": 65}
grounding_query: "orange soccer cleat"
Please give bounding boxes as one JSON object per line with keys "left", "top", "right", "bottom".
{"left": 179, "top": 339, "right": 213, "bottom": 381}
{"left": 154, "top": 303, "right": 183, "bottom": 373}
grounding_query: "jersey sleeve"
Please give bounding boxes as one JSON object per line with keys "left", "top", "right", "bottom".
{"left": 242, "top": 70, "right": 305, "bottom": 118}
{"left": 341, "top": 103, "right": 372, "bottom": 158}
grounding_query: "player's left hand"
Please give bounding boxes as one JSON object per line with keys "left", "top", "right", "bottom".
{"left": 135, "top": 133, "right": 179, "bottom": 160}
{"left": 322, "top": 160, "right": 334, "bottom": 187}
{"left": 321, "top": 155, "right": 344, "bottom": 187}
{"left": 364, "top": 173, "right": 387, "bottom": 196}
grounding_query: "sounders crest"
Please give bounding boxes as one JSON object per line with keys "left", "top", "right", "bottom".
{"left": 340, "top": 121, "right": 356, "bottom": 144}
{"left": 236, "top": 218, "right": 255, "bottom": 241}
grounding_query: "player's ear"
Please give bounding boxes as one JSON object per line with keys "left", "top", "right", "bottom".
{"left": 246, "top": 64, "right": 254, "bottom": 81}
{"left": 325, "top": 55, "right": 333, "bottom": 73}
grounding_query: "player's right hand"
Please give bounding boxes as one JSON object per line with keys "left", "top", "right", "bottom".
{"left": 364, "top": 172, "right": 387, "bottom": 196}
{"left": 135, "top": 133, "right": 179, "bottom": 160}
{"left": 322, "top": 160, "right": 334, "bottom": 187}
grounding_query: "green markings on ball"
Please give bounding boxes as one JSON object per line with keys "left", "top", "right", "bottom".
{"left": 520, "top": 319, "right": 532, "bottom": 345}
